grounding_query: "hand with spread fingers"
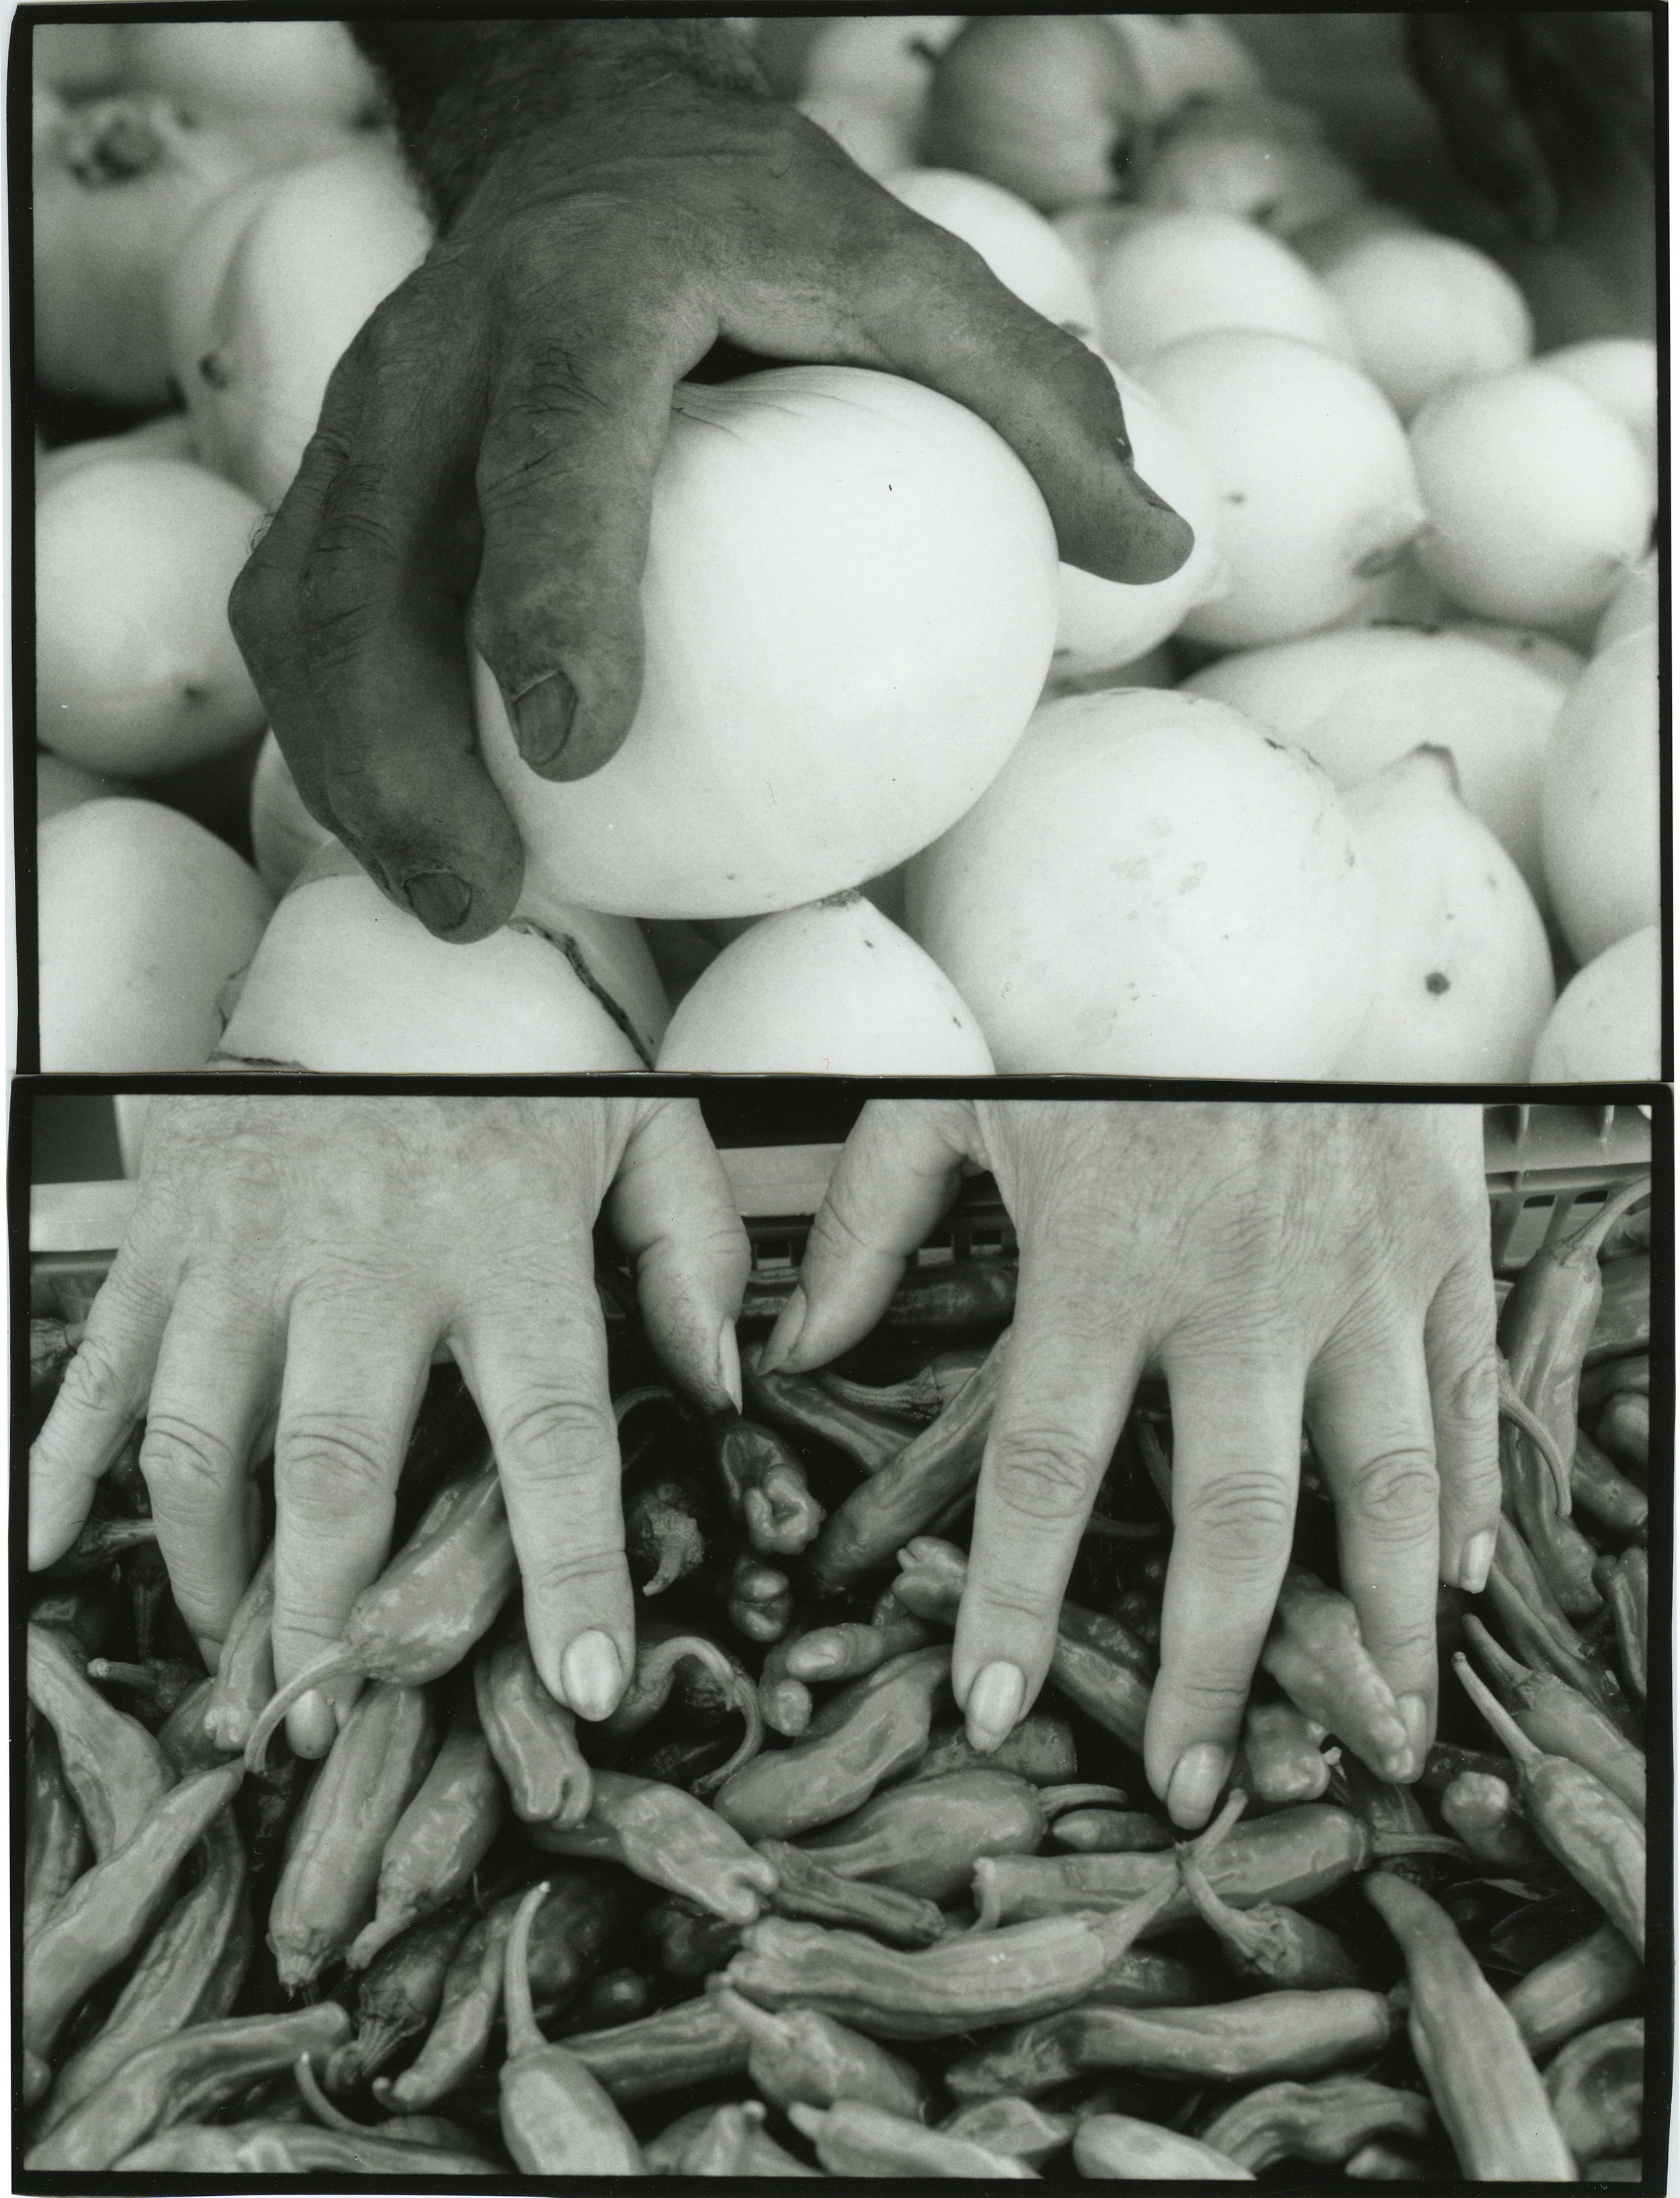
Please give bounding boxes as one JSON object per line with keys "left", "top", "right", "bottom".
{"left": 228, "top": 19, "right": 1191, "bottom": 945}
{"left": 29, "top": 1094, "right": 749, "bottom": 1762}
{"left": 760, "top": 1101, "right": 1501, "bottom": 1829}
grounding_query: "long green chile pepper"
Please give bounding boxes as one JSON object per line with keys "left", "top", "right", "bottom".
{"left": 808, "top": 1330, "right": 1010, "bottom": 1587}
{"left": 1464, "top": 1616, "right": 1644, "bottom": 1818}
{"left": 38, "top": 1510, "right": 159, "bottom": 1580}
{"left": 708, "top": 1977, "right": 929, "bottom": 2117}
{"left": 713, "top": 1417, "right": 827, "bottom": 1554}
{"left": 1544, "top": 2017, "right": 1643, "bottom": 2164}
{"left": 1586, "top": 1254, "right": 1649, "bottom": 1364}
{"left": 202, "top": 1545, "right": 276, "bottom": 1750}
{"left": 975, "top": 1802, "right": 1462, "bottom": 1929}
{"left": 116, "top": 2120, "right": 494, "bottom": 2174}
{"left": 1329, "top": 1755, "right": 1442, "bottom": 1891}
{"left": 601, "top": 1626, "right": 763, "bottom": 1787}
{"left": 1260, "top": 1566, "right": 1410, "bottom": 1779}
{"left": 1052, "top": 1808, "right": 1174, "bottom": 1853}
{"left": 36, "top": 1806, "right": 251, "bottom": 2136}
{"left": 944, "top": 1988, "right": 1398, "bottom": 2103}
{"left": 26, "top": 2002, "right": 350, "bottom": 2173}
{"left": 267, "top": 1682, "right": 438, "bottom": 1989}
{"left": 326, "top": 1898, "right": 476, "bottom": 2093}
{"left": 1073, "top": 2111, "right": 1254, "bottom": 2179}
{"left": 347, "top": 1702, "right": 505, "bottom": 1968}
{"left": 562, "top": 1994, "right": 750, "bottom": 2101}
{"left": 758, "top": 1839, "right": 946, "bottom": 1946}
{"left": 1363, "top": 1869, "right": 1575, "bottom": 2179}
{"left": 21, "top": 1760, "right": 243, "bottom": 2081}
{"left": 646, "top": 2097, "right": 821, "bottom": 2176}
{"left": 799, "top": 1766, "right": 1048, "bottom": 1902}
{"left": 295, "top": 2054, "right": 499, "bottom": 2162}
{"left": 1242, "top": 1699, "right": 1331, "bottom": 1805}
{"left": 475, "top": 1613, "right": 592, "bottom": 1828}
{"left": 1487, "top": 1520, "right": 1638, "bottom": 1735}
{"left": 823, "top": 1347, "right": 990, "bottom": 1424}
{"left": 713, "top": 1645, "right": 952, "bottom": 1840}
{"left": 912, "top": 1711, "right": 1078, "bottom": 1785}
{"left": 27, "top": 1622, "right": 176, "bottom": 1859}
{"left": 1178, "top": 1793, "right": 1365, "bottom": 1990}
{"left": 244, "top": 1449, "right": 518, "bottom": 1768}
{"left": 530, "top": 1767, "right": 779, "bottom": 1922}
{"left": 941, "top": 2098, "right": 1077, "bottom": 2168}
{"left": 787, "top": 1612, "right": 936, "bottom": 1683}
{"left": 1503, "top": 1925, "right": 1642, "bottom": 2057}
{"left": 1579, "top": 1353, "right": 1648, "bottom": 1411}
{"left": 497, "top": 1884, "right": 648, "bottom": 2173}
{"left": 157, "top": 1676, "right": 230, "bottom": 1773}
{"left": 1597, "top": 1392, "right": 1648, "bottom": 1469}
{"left": 1454, "top": 1654, "right": 1644, "bottom": 1955}
{"left": 1595, "top": 1551, "right": 1648, "bottom": 1705}
{"left": 1198, "top": 2077, "right": 1433, "bottom": 2174}
{"left": 742, "top": 1345, "right": 918, "bottom": 1475}
{"left": 788, "top": 2097, "right": 1039, "bottom": 2177}
{"left": 722, "top": 1866, "right": 1187, "bottom": 2040}
{"left": 23, "top": 1720, "right": 89, "bottom": 1945}
{"left": 377, "top": 1890, "right": 528, "bottom": 2111}
{"left": 1571, "top": 1429, "right": 1647, "bottom": 1539}
{"left": 1439, "top": 1772, "right": 1548, "bottom": 1873}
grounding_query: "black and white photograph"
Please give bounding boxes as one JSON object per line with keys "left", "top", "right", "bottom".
{"left": 23, "top": 12, "right": 1662, "bottom": 1078}
{"left": 15, "top": 1091, "right": 1668, "bottom": 2176}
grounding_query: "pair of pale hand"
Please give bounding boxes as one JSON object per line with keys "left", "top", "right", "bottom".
{"left": 32, "top": 1099, "right": 1500, "bottom": 1828}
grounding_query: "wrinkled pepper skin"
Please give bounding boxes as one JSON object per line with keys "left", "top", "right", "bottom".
{"left": 378, "top": 1890, "right": 528, "bottom": 2111}
{"left": 26, "top": 2002, "right": 349, "bottom": 2172}
{"left": 1073, "top": 2112, "right": 1254, "bottom": 2179}
{"left": 348, "top": 1701, "right": 505, "bottom": 1968}
{"left": 22, "top": 1761, "right": 243, "bottom": 2077}
{"left": 475, "top": 1614, "right": 593, "bottom": 1826}
{"left": 202, "top": 1545, "right": 277, "bottom": 1751}
{"left": 27, "top": 1621, "right": 175, "bottom": 1859}
{"left": 940, "top": 2097, "right": 1076, "bottom": 2168}
{"left": 788, "top": 2097, "right": 1038, "bottom": 2178}
{"left": 1365, "top": 1871, "right": 1576, "bottom": 2180}
{"left": 759, "top": 1839, "right": 945, "bottom": 1947}
{"left": 911, "top": 1712, "right": 1077, "bottom": 1787}
{"left": 1464, "top": 1616, "right": 1644, "bottom": 1819}
{"left": 23, "top": 1720, "right": 90, "bottom": 1945}
{"left": 1242, "top": 1698, "right": 1332, "bottom": 1805}
{"left": 530, "top": 1768, "right": 778, "bottom": 1922}
{"left": 561, "top": 1996, "right": 753, "bottom": 2101}
{"left": 714, "top": 1417, "right": 827, "bottom": 1556}
{"left": 1544, "top": 2017, "right": 1643, "bottom": 2166}
{"left": 800, "top": 1766, "right": 1046, "bottom": 1902}
{"left": 326, "top": 1898, "right": 477, "bottom": 2093}
{"left": 1503, "top": 1926, "right": 1643, "bottom": 2058}
{"left": 708, "top": 1978, "right": 929, "bottom": 2117}
{"left": 1198, "top": 2077, "right": 1434, "bottom": 2174}
{"left": 268, "top": 1681, "right": 438, "bottom": 1990}
{"left": 36, "top": 1805, "right": 251, "bottom": 2136}
{"left": 943, "top": 1988, "right": 1397, "bottom": 2102}
{"left": 498, "top": 1885, "right": 647, "bottom": 2174}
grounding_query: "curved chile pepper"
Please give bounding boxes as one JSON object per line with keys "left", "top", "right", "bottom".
{"left": 1503, "top": 1925, "right": 1642, "bottom": 2058}
{"left": 1595, "top": 1550, "right": 1648, "bottom": 1706}
{"left": 945, "top": 1988, "right": 1397, "bottom": 2103}
{"left": 1579, "top": 1353, "right": 1648, "bottom": 1411}
{"left": 788, "top": 2097, "right": 1038, "bottom": 2177}
{"left": 1261, "top": 1567, "right": 1410, "bottom": 1780}
{"left": 743, "top": 1345, "right": 919, "bottom": 1479}
{"left": 530, "top": 1768, "right": 778, "bottom": 1922}
{"left": 712, "top": 1645, "right": 952, "bottom": 1841}
{"left": 327, "top": 1898, "right": 477, "bottom": 2093}
{"left": 799, "top": 1765, "right": 1048, "bottom": 1902}
{"left": 1464, "top": 1616, "right": 1644, "bottom": 1818}
{"left": 295, "top": 2053, "right": 498, "bottom": 2161}
{"left": 1242, "top": 1699, "right": 1331, "bottom": 1805}
{"left": 157, "top": 1675, "right": 233, "bottom": 1774}
{"left": 941, "top": 2097, "right": 1077, "bottom": 2168}
{"left": 562, "top": 1992, "right": 750, "bottom": 2101}
{"left": 1365, "top": 1869, "right": 1575, "bottom": 2179}
{"left": 1074, "top": 2111, "right": 1253, "bottom": 2179}
{"left": 475, "top": 1612, "right": 593, "bottom": 1828}
{"left": 1198, "top": 2077, "right": 1433, "bottom": 2174}
{"left": 24, "top": 1720, "right": 90, "bottom": 1946}
{"left": 244, "top": 1450, "right": 518, "bottom": 1767}
{"left": 347, "top": 1701, "right": 505, "bottom": 1968}
{"left": 37, "top": 1805, "right": 251, "bottom": 2136}
{"left": 267, "top": 1682, "right": 438, "bottom": 1990}
{"left": 202, "top": 1545, "right": 276, "bottom": 1750}
{"left": 1570, "top": 1427, "right": 1647, "bottom": 1539}
{"left": 713, "top": 1417, "right": 827, "bottom": 1554}
{"left": 1455, "top": 1654, "right": 1644, "bottom": 1955}
{"left": 1486, "top": 1521, "right": 1638, "bottom": 1735}
{"left": 1178, "top": 1792, "right": 1365, "bottom": 1990}
{"left": 1052, "top": 1808, "right": 1173, "bottom": 1853}
{"left": 118, "top": 2120, "right": 495, "bottom": 2174}
{"left": 1597, "top": 1392, "right": 1648, "bottom": 1469}
{"left": 497, "top": 1884, "right": 647, "bottom": 2173}
{"left": 1439, "top": 1771, "right": 1548, "bottom": 1873}
{"left": 708, "top": 1976, "right": 929, "bottom": 2117}
{"left": 25, "top": 1990, "right": 347, "bottom": 2173}
{"left": 22, "top": 1760, "right": 243, "bottom": 2076}
{"left": 1544, "top": 2017, "right": 1643, "bottom": 2164}
{"left": 786, "top": 1612, "right": 936, "bottom": 1685}
{"left": 758, "top": 1839, "right": 946, "bottom": 1945}
{"left": 28, "top": 1621, "right": 176, "bottom": 1859}
{"left": 822, "top": 1347, "right": 990, "bottom": 1424}
{"left": 911, "top": 1711, "right": 1078, "bottom": 1787}
{"left": 377, "top": 1889, "right": 528, "bottom": 2111}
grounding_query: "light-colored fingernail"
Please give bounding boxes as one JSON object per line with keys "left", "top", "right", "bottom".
{"left": 287, "top": 1689, "right": 337, "bottom": 1760}
{"left": 1394, "top": 1693, "right": 1431, "bottom": 1781}
{"left": 966, "top": 1660, "right": 1026, "bottom": 1753}
{"left": 562, "top": 1630, "right": 624, "bottom": 1723}
{"left": 1458, "top": 1529, "right": 1495, "bottom": 1596}
{"left": 717, "top": 1318, "right": 743, "bottom": 1414}
{"left": 1167, "top": 1742, "right": 1231, "bottom": 1830}
{"left": 759, "top": 1285, "right": 808, "bottom": 1376}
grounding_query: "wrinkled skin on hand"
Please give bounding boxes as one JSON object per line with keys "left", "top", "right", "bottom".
{"left": 230, "top": 21, "right": 1191, "bottom": 944}
{"left": 763, "top": 1102, "right": 1501, "bottom": 1828}
{"left": 30, "top": 1095, "right": 749, "bottom": 1758}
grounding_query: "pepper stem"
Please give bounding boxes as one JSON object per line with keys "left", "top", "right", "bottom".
{"left": 1564, "top": 1176, "right": 1652, "bottom": 1265}
{"left": 1463, "top": 1613, "right": 1537, "bottom": 1703}
{"left": 1497, "top": 1356, "right": 1575, "bottom": 1516}
{"left": 707, "top": 1977, "right": 790, "bottom": 2049}
{"left": 296, "top": 2054, "right": 376, "bottom": 2136}
{"left": 243, "top": 1648, "right": 361, "bottom": 1771}
{"left": 1040, "top": 1785, "right": 1133, "bottom": 1820}
{"left": 1453, "top": 1652, "right": 1543, "bottom": 1771}
{"left": 502, "top": 1882, "right": 550, "bottom": 2061}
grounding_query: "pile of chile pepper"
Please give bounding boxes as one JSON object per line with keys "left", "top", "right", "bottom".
{"left": 22, "top": 1175, "right": 1654, "bottom": 2180}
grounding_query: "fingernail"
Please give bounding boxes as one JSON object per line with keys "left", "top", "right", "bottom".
{"left": 1394, "top": 1694, "right": 1431, "bottom": 1782}
{"left": 287, "top": 1689, "right": 337, "bottom": 1760}
{"left": 403, "top": 871, "right": 473, "bottom": 937}
{"left": 512, "top": 670, "right": 577, "bottom": 773}
{"left": 1167, "top": 1742, "right": 1230, "bottom": 1830}
{"left": 1458, "top": 1529, "right": 1495, "bottom": 1596}
{"left": 562, "top": 1630, "right": 624, "bottom": 1723}
{"left": 759, "top": 1285, "right": 807, "bottom": 1376}
{"left": 717, "top": 1318, "right": 743, "bottom": 1414}
{"left": 966, "top": 1660, "right": 1026, "bottom": 1752}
